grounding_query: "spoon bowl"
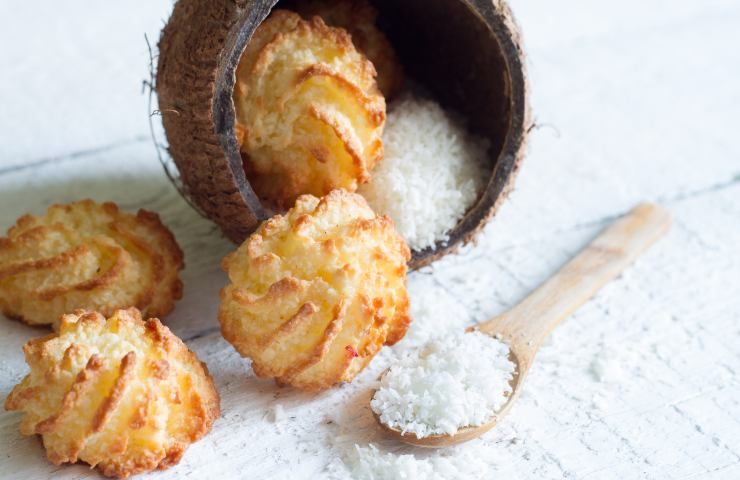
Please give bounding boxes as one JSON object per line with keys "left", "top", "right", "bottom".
{"left": 372, "top": 352, "right": 524, "bottom": 448}
{"left": 372, "top": 203, "right": 672, "bottom": 447}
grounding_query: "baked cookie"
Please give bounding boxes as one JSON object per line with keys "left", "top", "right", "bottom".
{"left": 294, "top": 0, "right": 404, "bottom": 98}
{"left": 5, "top": 308, "right": 220, "bottom": 478}
{"left": 219, "top": 189, "right": 410, "bottom": 390}
{"left": 233, "top": 10, "right": 386, "bottom": 209}
{"left": 0, "top": 200, "right": 184, "bottom": 328}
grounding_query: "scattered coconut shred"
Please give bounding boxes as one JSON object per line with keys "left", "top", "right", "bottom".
{"left": 371, "top": 331, "right": 516, "bottom": 438}
{"left": 339, "top": 444, "right": 494, "bottom": 480}
{"left": 359, "top": 93, "right": 489, "bottom": 251}
{"left": 323, "top": 284, "right": 520, "bottom": 478}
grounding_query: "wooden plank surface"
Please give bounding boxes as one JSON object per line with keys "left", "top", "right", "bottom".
{"left": 0, "top": 0, "right": 738, "bottom": 478}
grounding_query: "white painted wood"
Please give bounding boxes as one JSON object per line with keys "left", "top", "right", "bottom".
{"left": 479, "top": 204, "right": 673, "bottom": 352}
{"left": 0, "top": 0, "right": 738, "bottom": 478}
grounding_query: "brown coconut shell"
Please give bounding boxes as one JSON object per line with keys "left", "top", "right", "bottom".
{"left": 156, "top": 0, "right": 530, "bottom": 270}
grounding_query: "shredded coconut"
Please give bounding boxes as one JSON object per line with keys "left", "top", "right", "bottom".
{"left": 338, "top": 444, "right": 491, "bottom": 480}
{"left": 588, "top": 347, "right": 624, "bottom": 383}
{"left": 370, "top": 331, "right": 516, "bottom": 438}
{"left": 325, "top": 288, "right": 521, "bottom": 478}
{"left": 268, "top": 404, "right": 288, "bottom": 433}
{"left": 397, "top": 277, "right": 472, "bottom": 349}
{"left": 270, "top": 404, "right": 287, "bottom": 422}
{"left": 359, "top": 93, "right": 489, "bottom": 251}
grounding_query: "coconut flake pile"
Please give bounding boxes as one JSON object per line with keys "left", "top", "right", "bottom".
{"left": 370, "top": 331, "right": 515, "bottom": 438}
{"left": 359, "top": 93, "right": 489, "bottom": 251}
{"left": 339, "top": 444, "right": 492, "bottom": 480}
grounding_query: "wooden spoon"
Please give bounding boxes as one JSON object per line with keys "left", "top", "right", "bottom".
{"left": 373, "top": 203, "right": 672, "bottom": 448}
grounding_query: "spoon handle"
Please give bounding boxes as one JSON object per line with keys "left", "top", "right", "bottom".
{"left": 479, "top": 203, "right": 671, "bottom": 362}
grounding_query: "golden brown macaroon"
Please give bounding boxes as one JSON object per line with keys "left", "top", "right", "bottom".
{"left": 5, "top": 308, "right": 220, "bottom": 478}
{"left": 0, "top": 200, "right": 184, "bottom": 328}
{"left": 233, "top": 10, "right": 386, "bottom": 209}
{"left": 219, "top": 189, "right": 410, "bottom": 391}
{"left": 294, "top": 0, "right": 404, "bottom": 98}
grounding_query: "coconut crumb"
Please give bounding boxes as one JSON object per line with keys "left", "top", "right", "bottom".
{"left": 370, "top": 331, "right": 516, "bottom": 438}
{"left": 588, "top": 348, "right": 624, "bottom": 383}
{"left": 359, "top": 93, "right": 489, "bottom": 251}
{"left": 268, "top": 403, "right": 288, "bottom": 432}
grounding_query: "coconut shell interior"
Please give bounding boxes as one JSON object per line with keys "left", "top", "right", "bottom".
{"left": 156, "top": 0, "right": 530, "bottom": 270}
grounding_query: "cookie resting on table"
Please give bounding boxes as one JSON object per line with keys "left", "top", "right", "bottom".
{"left": 0, "top": 200, "right": 184, "bottom": 328}
{"left": 5, "top": 308, "right": 220, "bottom": 478}
{"left": 219, "top": 190, "right": 410, "bottom": 391}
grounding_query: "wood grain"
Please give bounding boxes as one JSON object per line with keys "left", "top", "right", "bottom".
{"left": 480, "top": 203, "right": 672, "bottom": 367}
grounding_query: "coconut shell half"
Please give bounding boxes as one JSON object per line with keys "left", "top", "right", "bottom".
{"left": 156, "top": 0, "right": 530, "bottom": 270}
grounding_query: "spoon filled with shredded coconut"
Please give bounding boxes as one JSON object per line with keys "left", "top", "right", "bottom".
{"left": 371, "top": 331, "right": 515, "bottom": 441}
{"left": 371, "top": 203, "right": 672, "bottom": 447}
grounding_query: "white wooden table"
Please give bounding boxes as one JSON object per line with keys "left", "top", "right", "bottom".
{"left": 1, "top": 1, "right": 739, "bottom": 478}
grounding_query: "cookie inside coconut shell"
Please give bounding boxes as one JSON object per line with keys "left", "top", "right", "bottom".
{"left": 156, "top": 0, "right": 530, "bottom": 270}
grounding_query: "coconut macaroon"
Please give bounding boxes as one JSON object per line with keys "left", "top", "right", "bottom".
{"left": 233, "top": 10, "right": 386, "bottom": 209}
{"left": 4, "top": 308, "right": 220, "bottom": 478}
{"left": 219, "top": 190, "right": 410, "bottom": 390}
{"left": 0, "top": 200, "right": 184, "bottom": 328}
{"left": 294, "top": 0, "right": 403, "bottom": 98}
